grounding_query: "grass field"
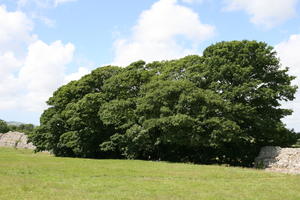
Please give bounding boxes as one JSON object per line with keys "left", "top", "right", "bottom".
{"left": 0, "top": 147, "right": 299, "bottom": 200}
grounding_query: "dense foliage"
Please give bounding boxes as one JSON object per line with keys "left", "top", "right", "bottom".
{"left": 0, "top": 120, "right": 9, "bottom": 133}
{"left": 8, "top": 123, "right": 35, "bottom": 134}
{"left": 0, "top": 120, "right": 35, "bottom": 134}
{"left": 29, "top": 41, "right": 298, "bottom": 166}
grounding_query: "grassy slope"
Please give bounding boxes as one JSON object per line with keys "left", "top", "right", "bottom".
{"left": 0, "top": 147, "right": 299, "bottom": 200}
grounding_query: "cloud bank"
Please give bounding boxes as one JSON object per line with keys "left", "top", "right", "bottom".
{"left": 276, "top": 34, "right": 300, "bottom": 131}
{"left": 223, "top": 0, "right": 299, "bottom": 28}
{"left": 113, "top": 0, "right": 215, "bottom": 66}
{"left": 0, "top": 5, "right": 87, "bottom": 113}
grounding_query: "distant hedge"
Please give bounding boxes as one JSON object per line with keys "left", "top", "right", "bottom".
{"left": 0, "top": 120, "right": 35, "bottom": 135}
{"left": 29, "top": 40, "right": 298, "bottom": 166}
{"left": 8, "top": 124, "right": 35, "bottom": 135}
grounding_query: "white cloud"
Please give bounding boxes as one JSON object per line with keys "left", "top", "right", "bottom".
{"left": 17, "top": 0, "right": 77, "bottom": 8}
{"left": 0, "top": 52, "right": 22, "bottom": 76}
{"left": 223, "top": 0, "right": 299, "bottom": 28}
{"left": 0, "top": 5, "right": 31, "bottom": 110}
{"left": 0, "top": 52, "right": 21, "bottom": 109}
{"left": 181, "top": 0, "right": 204, "bottom": 3}
{"left": 0, "top": 5, "right": 35, "bottom": 52}
{"left": 17, "top": 0, "right": 50, "bottom": 8}
{"left": 16, "top": 0, "right": 72, "bottom": 27}
{"left": 64, "top": 67, "right": 90, "bottom": 84}
{"left": 276, "top": 34, "right": 300, "bottom": 77}
{"left": 31, "top": 14, "right": 56, "bottom": 27}
{"left": 54, "top": 0, "right": 77, "bottom": 7}
{"left": 0, "top": 40, "right": 75, "bottom": 112}
{"left": 113, "top": 0, "right": 215, "bottom": 66}
{"left": 18, "top": 40, "right": 75, "bottom": 111}
{"left": 275, "top": 34, "right": 300, "bottom": 131}
{"left": 0, "top": 6, "right": 84, "bottom": 114}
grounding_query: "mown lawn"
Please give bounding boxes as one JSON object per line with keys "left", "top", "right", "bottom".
{"left": 0, "top": 147, "right": 299, "bottom": 200}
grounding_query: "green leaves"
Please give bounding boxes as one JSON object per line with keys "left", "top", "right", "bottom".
{"left": 0, "top": 119, "right": 9, "bottom": 133}
{"left": 29, "top": 40, "right": 297, "bottom": 166}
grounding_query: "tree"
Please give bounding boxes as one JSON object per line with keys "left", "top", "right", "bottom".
{"left": 0, "top": 119, "right": 9, "bottom": 133}
{"left": 29, "top": 66, "right": 122, "bottom": 156}
{"left": 29, "top": 40, "right": 297, "bottom": 166}
{"left": 8, "top": 123, "right": 35, "bottom": 134}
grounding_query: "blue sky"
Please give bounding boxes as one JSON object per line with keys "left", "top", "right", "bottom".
{"left": 1, "top": 0, "right": 300, "bottom": 131}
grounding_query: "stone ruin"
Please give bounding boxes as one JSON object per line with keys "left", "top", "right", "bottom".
{"left": 255, "top": 146, "right": 300, "bottom": 174}
{"left": 0, "top": 131, "right": 35, "bottom": 150}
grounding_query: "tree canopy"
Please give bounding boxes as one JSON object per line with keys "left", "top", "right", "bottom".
{"left": 29, "top": 40, "right": 298, "bottom": 166}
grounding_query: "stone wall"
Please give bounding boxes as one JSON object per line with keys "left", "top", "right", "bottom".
{"left": 255, "top": 146, "right": 300, "bottom": 174}
{"left": 0, "top": 131, "right": 35, "bottom": 149}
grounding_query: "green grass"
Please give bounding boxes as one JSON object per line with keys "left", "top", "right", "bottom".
{"left": 0, "top": 147, "right": 299, "bottom": 200}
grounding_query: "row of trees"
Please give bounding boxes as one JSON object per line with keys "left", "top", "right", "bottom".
{"left": 0, "top": 119, "right": 35, "bottom": 134}
{"left": 29, "top": 40, "right": 298, "bottom": 166}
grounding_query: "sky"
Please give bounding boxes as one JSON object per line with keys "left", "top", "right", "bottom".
{"left": 0, "top": 0, "right": 300, "bottom": 131}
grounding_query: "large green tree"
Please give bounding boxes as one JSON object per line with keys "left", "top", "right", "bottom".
{"left": 29, "top": 41, "right": 297, "bottom": 166}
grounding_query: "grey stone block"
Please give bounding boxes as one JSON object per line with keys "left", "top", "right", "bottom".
{"left": 0, "top": 131, "right": 35, "bottom": 150}
{"left": 255, "top": 146, "right": 300, "bottom": 174}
